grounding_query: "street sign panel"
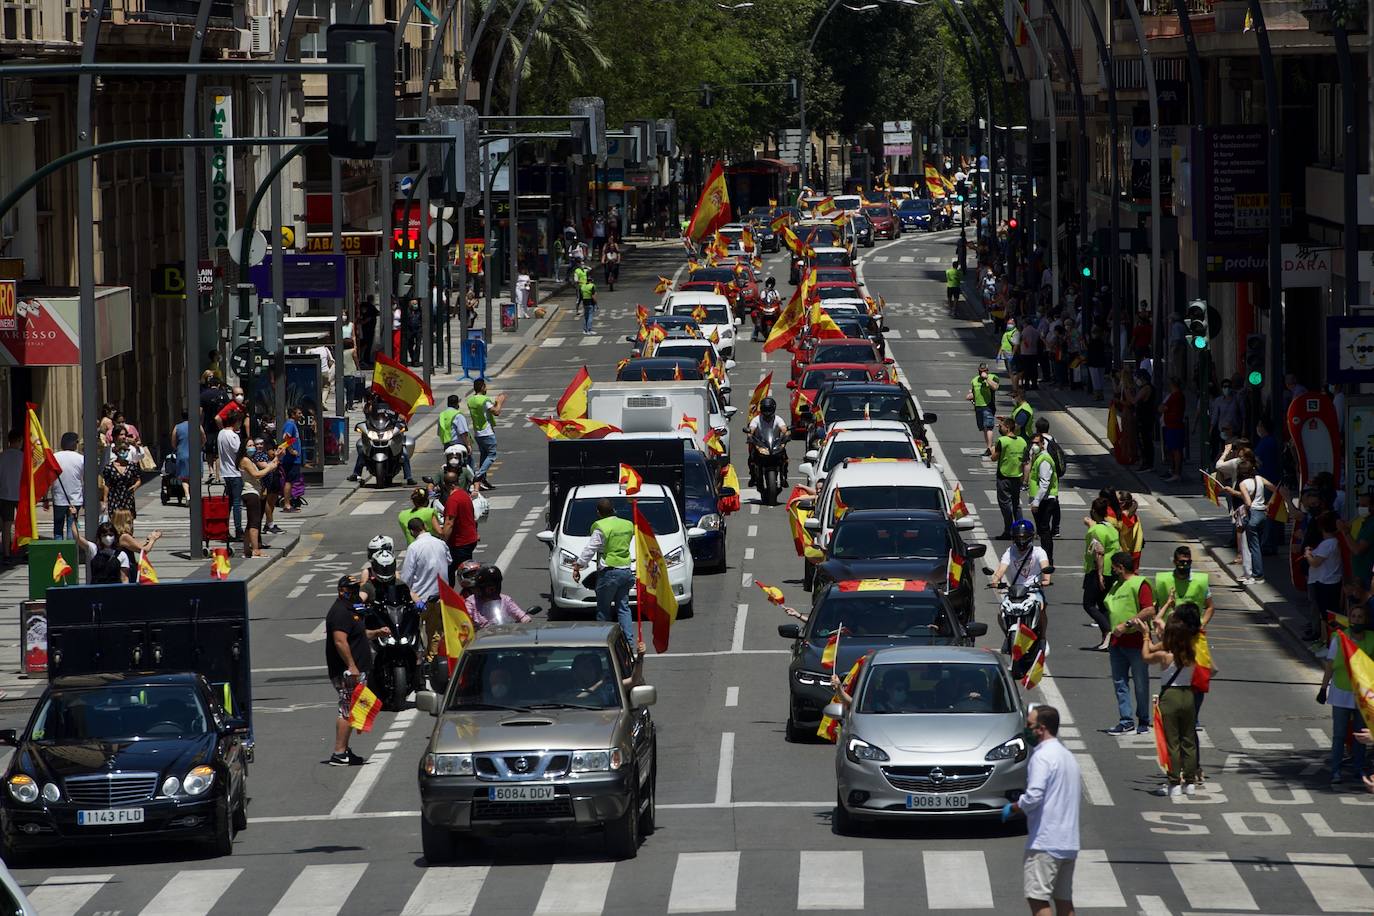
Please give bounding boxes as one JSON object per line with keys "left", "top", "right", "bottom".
{"left": 247, "top": 254, "right": 346, "bottom": 299}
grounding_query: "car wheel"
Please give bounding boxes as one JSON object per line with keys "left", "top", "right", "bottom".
{"left": 209, "top": 795, "right": 236, "bottom": 856}
{"left": 421, "top": 816, "right": 459, "bottom": 864}
{"left": 785, "top": 713, "right": 812, "bottom": 743}
{"left": 638, "top": 750, "right": 657, "bottom": 837}
{"left": 388, "top": 665, "right": 411, "bottom": 712}
{"left": 605, "top": 780, "right": 640, "bottom": 860}
{"left": 803, "top": 562, "right": 815, "bottom": 592}
{"left": 678, "top": 601, "right": 694, "bottom": 619}
{"left": 833, "top": 792, "right": 862, "bottom": 836}
{"left": 231, "top": 786, "right": 248, "bottom": 832}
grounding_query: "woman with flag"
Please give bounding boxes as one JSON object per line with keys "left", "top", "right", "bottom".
{"left": 1317, "top": 599, "right": 1374, "bottom": 789}
{"left": 1142, "top": 612, "right": 1202, "bottom": 797}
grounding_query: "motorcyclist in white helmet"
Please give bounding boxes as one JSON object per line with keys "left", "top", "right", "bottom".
{"left": 356, "top": 534, "right": 395, "bottom": 601}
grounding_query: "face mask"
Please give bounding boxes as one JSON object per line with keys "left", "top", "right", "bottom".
{"left": 100, "top": 535, "right": 116, "bottom": 547}
{"left": 1024, "top": 725, "right": 1041, "bottom": 747}
{"left": 235, "top": 395, "right": 244, "bottom": 404}
{"left": 1175, "top": 563, "right": 1191, "bottom": 576}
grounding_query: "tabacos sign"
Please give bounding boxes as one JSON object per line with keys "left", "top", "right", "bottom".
{"left": 206, "top": 90, "right": 236, "bottom": 253}
{"left": 0, "top": 280, "right": 14, "bottom": 332}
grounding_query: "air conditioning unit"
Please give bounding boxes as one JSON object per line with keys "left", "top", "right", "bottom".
{"left": 250, "top": 15, "right": 273, "bottom": 55}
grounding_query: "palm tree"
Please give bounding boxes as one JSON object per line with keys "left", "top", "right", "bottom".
{"left": 467, "top": 0, "right": 610, "bottom": 113}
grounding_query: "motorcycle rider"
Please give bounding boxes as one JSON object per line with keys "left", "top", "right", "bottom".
{"left": 989, "top": 519, "right": 1052, "bottom": 589}
{"left": 745, "top": 397, "right": 789, "bottom": 489}
{"left": 365, "top": 548, "right": 413, "bottom": 608}
{"left": 465, "top": 565, "right": 533, "bottom": 628}
{"left": 441, "top": 443, "right": 476, "bottom": 490}
{"left": 355, "top": 534, "right": 395, "bottom": 602}
{"left": 754, "top": 276, "right": 782, "bottom": 341}
{"left": 348, "top": 396, "right": 416, "bottom": 486}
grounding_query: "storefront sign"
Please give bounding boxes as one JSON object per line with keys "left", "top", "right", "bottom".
{"left": 151, "top": 261, "right": 216, "bottom": 297}
{"left": 0, "top": 287, "right": 132, "bottom": 367}
{"left": 247, "top": 254, "right": 345, "bottom": 299}
{"left": 0, "top": 280, "right": 14, "bottom": 332}
{"left": 1205, "top": 243, "right": 1267, "bottom": 282}
{"left": 1346, "top": 398, "right": 1374, "bottom": 513}
{"left": 1329, "top": 316, "right": 1374, "bottom": 384}
{"left": 1202, "top": 126, "right": 1266, "bottom": 242}
{"left": 305, "top": 233, "right": 381, "bottom": 257}
{"left": 206, "top": 90, "right": 236, "bottom": 253}
{"left": 0, "top": 259, "right": 23, "bottom": 281}
{"left": 1281, "top": 243, "right": 1331, "bottom": 288}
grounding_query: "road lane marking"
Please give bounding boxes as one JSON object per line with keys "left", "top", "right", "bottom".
{"left": 898, "top": 255, "right": 914, "bottom": 263}
{"left": 925, "top": 388, "right": 952, "bottom": 398}
{"left": 331, "top": 709, "right": 414, "bottom": 818}
{"left": 349, "top": 500, "right": 392, "bottom": 515}
{"left": 924, "top": 851, "right": 993, "bottom": 908}
{"left": 798, "top": 850, "right": 863, "bottom": 910}
{"left": 521, "top": 393, "right": 547, "bottom": 402}
{"left": 725, "top": 686, "right": 739, "bottom": 707}
{"left": 401, "top": 866, "right": 489, "bottom": 915}
{"left": 268, "top": 863, "right": 367, "bottom": 915}
{"left": 715, "top": 732, "right": 734, "bottom": 805}
{"left": 743, "top": 547, "right": 755, "bottom": 560}
{"left": 140, "top": 869, "right": 243, "bottom": 916}
{"left": 916, "top": 329, "right": 939, "bottom": 339}
{"left": 1074, "top": 850, "right": 1127, "bottom": 908}
{"left": 1165, "top": 851, "right": 1258, "bottom": 911}
{"left": 747, "top": 525, "right": 758, "bottom": 537}
{"left": 668, "top": 851, "right": 740, "bottom": 913}
{"left": 26, "top": 874, "right": 112, "bottom": 916}
{"left": 731, "top": 603, "right": 748, "bottom": 652}
{"left": 1137, "top": 897, "right": 1173, "bottom": 916}
{"left": 579, "top": 335, "right": 603, "bottom": 347}
{"left": 535, "top": 862, "right": 616, "bottom": 915}
{"left": 740, "top": 571, "right": 753, "bottom": 588}
{"left": 541, "top": 337, "right": 565, "bottom": 348}
{"left": 1287, "top": 852, "right": 1374, "bottom": 912}
{"left": 495, "top": 525, "right": 534, "bottom": 572}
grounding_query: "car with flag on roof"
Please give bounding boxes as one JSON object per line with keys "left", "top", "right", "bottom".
{"left": 795, "top": 422, "right": 920, "bottom": 490}
{"left": 644, "top": 337, "right": 736, "bottom": 403}
{"left": 622, "top": 316, "right": 702, "bottom": 357}
{"left": 777, "top": 579, "right": 986, "bottom": 742}
{"left": 789, "top": 337, "right": 887, "bottom": 385}
{"left": 660, "top": 291, "right": 739, "bottom": 358}
{"left": 826, "top": 645, "right": 1029, "bottom": 828}
{"left": 804, "top": 380, "right": 932, "bottom": 453}
{"left": 786, "top": 362, "right": 891, "bottom": 436}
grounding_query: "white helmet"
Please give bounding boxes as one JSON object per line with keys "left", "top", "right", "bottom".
{"left": 367, "top": 534, "right": 394, "bottom": 558}
{"left": 444, "top": 443, "right": 469, "bottom": 464}
{"left": 370, "top": 550, "right": 397, "bottom": 584}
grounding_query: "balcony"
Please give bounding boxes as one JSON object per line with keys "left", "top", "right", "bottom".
{"left": 106, "top": 0, "right": 234, "bottom": 25}
{"left": 1113, "top": 0, "right": 1217, "bottom": 41}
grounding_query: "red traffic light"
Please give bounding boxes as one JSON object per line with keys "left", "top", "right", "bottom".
{"left": 1008, "top": 218, "right": 1018, "bottom": 229}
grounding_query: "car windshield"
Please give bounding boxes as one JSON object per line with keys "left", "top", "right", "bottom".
{"left": 802, "top": 367, "right": 870, "bottom": 388}
{"left": 818, "top": 286, "right": 862, "bottom": 300}
{"left": 830, "top": 484, "right": 943, "bottom": 516}
{"left": 835, "top": 320, "right": 869, "bottom": 339}
{"left": 858, "top": 662, "right": 1014, "bottom": 714}
{"left": 831, "top": 517, "right": 947, "bottom": 559}
{"left": 835, "top": 197, "right": 861, "bottom": 210}
{"left": 657, "top": 343, "right": 715, "bottom": 366}
{"left": 691, "top": 268, "right": 736, "bottom": 283}
{"left": 448, "top": 647, "right": 623, "bottom": 711}
{"left": 618, "top": 362, "right": 702, "bottom": 382}
{"left": 822, "top": 438, "right": 917, "bottom": 472}
{"left": 564, "top": 496, "right": 677, "bottom": 537}
{"left": 816, "top": 251, "right": 850, "bottom": 266}
{"left": 803, "top": 227, "right": 840, "bottom": 246}
{"left": 814, "top": 344, "right": 877, "bottom": 364}
{"left": 684, "top": 454, "right": 715, "bottom": 497}
{"left": 671, "top": 304, "right": 730, "bottom": 325}
{"left": 853, "top": 216, "right": 872, "bottom": 229}
{"left": 811, "top": 592, "right": 951, "bottom": 639}
{"left": 31, "top": 684, "right": 210, "bottom": 741}
{"left": 823, "top": 392, "right": 914, "bottom": 423}
{"left": 867, "top": 207, "right": 892, "bottom": 218}
{"left": 900, "top": 200, "right": 931, "bottom": 213}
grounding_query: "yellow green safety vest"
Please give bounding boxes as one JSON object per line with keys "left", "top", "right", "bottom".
{"left": 1153, "top": 571, "right": 1209, "bottom": 621}
{"left": 591, "top": 515, "right": 634, "bottom": 568}
{"left": 995, "top": 435, "right": 1027, "bottom": 478}
{"left": 1029, "top": 451, "right": 1058, "bottom": 499}
{"left": 1103, "top": 575, "right": 1150, "bottom": 630}
{"left": 1083, "top": 521, "right": 1121, "bottom": 572}
{"left": 1012, "top": 401, "right": 1034, "bottom": 437}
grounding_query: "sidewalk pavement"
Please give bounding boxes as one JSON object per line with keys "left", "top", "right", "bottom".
{"left": 959, "top": 265, "right": 1317, "bottom": 656}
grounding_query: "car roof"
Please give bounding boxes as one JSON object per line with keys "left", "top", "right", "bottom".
{"left": 815, "top": 281, "right": 861, "bottom": 288}
{"left": 823, "top": 429, "right": 914, "bottom": 444}
{"left": 571, "top": 482, "right": 672, "bottom": 500}
{"left": 828, "top": 419, "right": 911, "bottom": 433}
{"left": 813, "top": 339, "right": 879, "bottom": 351}
{"left": 869, "top": 645, "right": 1003, "bottom": 666}
{"left": 826, "top": 461, "right": 943, "bottom": 487}
{"left": 622, "top": 357, "right": 699, "bottom": 368}
{"left": 834, "top": 507, "right": 948, "bottom": 524}
{"left": 469, "top": 621, "right": 624, "bottom": 651}
{"left": 51, "top": 672, "right": 201, "bottom": 689}
{"left": 802, "top": 361, "right": 880, "bottom": 375}
{"left": 667, "top": 292, "right": 731, "bottom": 306}
{"left": 825, "top": 379, "right": 905, "bottom": 392}
{"left": 810, "top": 246, "right": 849, "bottom": 254}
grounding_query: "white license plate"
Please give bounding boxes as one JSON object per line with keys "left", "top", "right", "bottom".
{"left": 488, "top": 785, "right": 556, "bottom": 802}
{"left": 77, "top": 808, "right": 145, "bottom": 825}
{"left": 905, "top": 794, "right": 969, "bottom": 810}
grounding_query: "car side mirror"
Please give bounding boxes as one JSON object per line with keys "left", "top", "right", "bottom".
{"left": 415, "top": 690, "right": 440, "bottom": 716}
{"left": 804, "top": 449, "right": 819, "bottom": 462}
{"left": 786, "top": 380, "right": 797, "bottom": 389}
{"left": 723, "top": 405, "right": 738, "bottom": 418}
{"left": 625, "top": 335, "right": 638, "bottom": 343}
{"left": 823, "top": 702, "right": 844, "bottom": 719}
{"left": 719, "top": 486, "right": 736, "bottom": 498}
{"left": 687, "top": 527, "right": 707, "bottom": 539}
{"left": 0, "top": 729, "right": 16, "bottom": 747}
{"left": 725, "top": 359, "right": 737, "bottom": 371}
{"left": 220, "top": 717, "right": 250, "bottom": 737}
{"left": 630, "top": 685, "right": 658, "bottom": 708}
{"left": 803, "top": 517, "right": 822, "bottom": 531}
{"left": 535, "top": 530, "right": 555, "bottom": 545}
{"left": 956, "top": 516, "right": 976, "bottom": 531}
{"left": 797, "top": 462, "right": 814, "bottom": 478}
{"left": 966, "top": 622, "right": 989, "bottom": 639}
{"left": 981, "top": 566, "right": 995, "bottom": 576}
{"left": 923, "top": 412, "right": 938, "bottom": 424}
{"left": 778, "top": 623, "right": 801, "bottom": 640}
{"left": 733, "top": 317, "right": 743, "bottom": 326}
{"left": 966, "top": 543, "right": 987, "bottom": 559}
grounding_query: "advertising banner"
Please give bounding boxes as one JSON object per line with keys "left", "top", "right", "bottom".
{"left": 206, "top": 89, "right": 236, "bottom": 253}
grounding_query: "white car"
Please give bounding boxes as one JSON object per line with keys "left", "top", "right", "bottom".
{"left": 832, "top": 194, "right": 863, "bottom": 212}
{"left": 537, "top": 483, "right": 698, "bottom": 617}
{"left": 797, "top": 427, "right": 920, "bottom": 491}
{"left": 647, "top": 337, "right": 736, "bottom": 401}
{"left": 717, "top": 224, "right": 752, "bottom": 256}
{"left": 662, "top": 291, "right": 740, "bottom": 358}
{"left": 805, "top": 458, "right": 967, "bottom": 554}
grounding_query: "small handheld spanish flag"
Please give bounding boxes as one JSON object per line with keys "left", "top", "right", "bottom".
{"left": 210, "top": 547, "right": 232, "bottom": 581}
{"left": 52, "top": 553, "right": 73, "bottom": 583}
{"left": 818, "top": 655, "right": 867, "bottom": 741}
{"left": 619, "top": 463, "right": 643, "bottom": 495}
{"left": 820, "top": 626, "right": 843, "bottom": 670}
{"left": 348, "top": 682, "right": 382, "bottom": 733}
{"left": 703, "top": 427, "right": 725, "bottom": 457}
{"left": 691, "top": 304, "right": 708, "bottom": 323}
{"left": 654, "top": 276, "right": 672, "bottom": 295}
{"left": 755, "top": 581, "right": 786, "bottom": 605}
{"left": 137, "top": 551, "right": 159, "bottom": 585}
{"left": 1021, "top": 647, "right": 1047, "bottom": 690}
{"left": 1010, "top": 623, "right": 1038, "bottom": 661}
{"left": 1201, "top": 471, "right": 1222, "bottom": 506}
{"left": 949, "top": 485, "right": 969, "bottom": 520}
{"left": 679, "top": 414, "right": 698, "bottom": 434}
{"left": 947, "top": 551, "right": 965, "bottom": 589}
{"left": 833, "top": 489, "right": 850, "bottom": 520}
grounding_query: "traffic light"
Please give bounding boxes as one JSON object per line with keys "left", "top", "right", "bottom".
{"left": 787, "top": 77, "right": 800, "bottom": 102}
{"left": 1185, "top": 299, "right": 1209, "bottom": 350}
{"left": 1245, "top": 333, "right": 1266, "bottom": 386}
{"left": 1008, "top": 218, "right": 1018, "bottom": 230}
{"left": 325, "top": 25, "right": 396, "bottom": 160}
{"left": 699, "top": 83, "right": 714, "bottom": 108}
{"left": 1081, "top": 264, "right": 1092, "bottom": 278}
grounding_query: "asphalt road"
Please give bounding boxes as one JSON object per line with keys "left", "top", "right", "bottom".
{"left": 8, "top": 232, "right": 1374, "bottom": 916}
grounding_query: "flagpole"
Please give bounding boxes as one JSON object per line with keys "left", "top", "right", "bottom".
{"left": 631, "top": 495, "right": 643, "bottom": 649}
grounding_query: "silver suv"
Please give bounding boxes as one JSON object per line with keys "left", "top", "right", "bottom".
{"left": 414, "top": 622, "right": 657, "bottom": 861}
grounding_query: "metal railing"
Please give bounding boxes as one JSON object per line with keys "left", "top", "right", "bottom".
{"left": 1117, "top": 0, "right": 1214, "bottom": 15}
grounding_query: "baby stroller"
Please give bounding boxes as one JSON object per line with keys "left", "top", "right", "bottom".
{"left": 159, "top": 454, "right": 184, "bottom": 505}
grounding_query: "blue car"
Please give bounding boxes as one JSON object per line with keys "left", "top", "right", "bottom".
{"left": 897, "top": 198, "right": 932, "bottom": 231}
{"left": 683, "top": 449, "right": 728, "bottom": 572}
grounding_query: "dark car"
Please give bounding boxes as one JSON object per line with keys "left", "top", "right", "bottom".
{"left": 809, "top": 381, "right": 934, "bottom": 451}
{"left": 787, "top": 362, "right": 889, "bottom": 434}
{"left": 616, "top": 357, "right": 704, "bottom": 383}
{"left": 864, "top": 205, "right": 899, "bottom": 240}
{"left": 0, "top": 672, "right": 250, "bottom": 864}
{"left": 831, "top": 315, "right": 889, "bottom": 359}
{"left": 791, "top": 338, "right": 886, "bottom": 383}
{"left": 815, "top": 509, "right": 987, "bottom": 623}
{"left": 897, "top": 198, "right": 933, "bottom": 231}
{"left": 852, "top": 214, "right": 874, "bottom": 248}
{"left": 778, "top": 579, "right": 987, "bottom": 741}
{"left": 684, "top": 447, "right": 730, "bottom": 571}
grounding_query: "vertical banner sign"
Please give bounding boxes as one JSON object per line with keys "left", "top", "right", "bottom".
{"left": 207, "top": 90, "right": 236, "bottom": 254}
{"left": 1346, "top": 399, "right": 1374, "bottom": 520}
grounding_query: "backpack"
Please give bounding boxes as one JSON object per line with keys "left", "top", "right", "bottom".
{"left": 90, "top": 547, "right": 124, "bottom": 584}
{"left": 1045, "top": 437, "right": 1068, "bottom": 478}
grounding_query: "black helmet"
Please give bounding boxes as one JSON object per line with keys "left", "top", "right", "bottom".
{"left": 1011, "top": 518, "right": 1035, "bottom": 549}
{"left": 765, "top": 276, "right": 776, "bottom": 288}
{"left": 759, "top": 397, "right": 777, "bottom": 418}
{"left": 474, "top": 565, "right": 503, "bottom": 592}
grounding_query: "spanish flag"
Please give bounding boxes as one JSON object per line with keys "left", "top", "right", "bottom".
{"left": 947, "top": 550, "right": 965, "bottom": 589}
{"left": 924, "top": 163, "right": 946, "bottom": 199}
{"left": 763, "top": 272, "right": 812, "bottom": 353}
{"left": 210, "top": 547, "right": 232, "bottom": 580}
{"left": 770, "top": 211, "right": 791, "bottom": 233}
{"left": 371, "top": 352, "right": 435, "bottom": 419}
{"left": 691, "top": 304, "right": 709, "bottom": 323}
{"left": 679, "top": 414, "right": 698, "bottom": 434}
{"left": 949, "top": 485, "right": 969, "bottom": 520}
{"left": 1201, "top": 471, "right": 1221, "bottom": 506}
{"left": 136, "top": 551, "right": 159, "bottom": 585}
{"left": 1020, "top": 647, "right": 1047, "bottom": 690}
{"left": 786, "top": 487, "right": 812, "bottom": 556}
{"left": 1192, "top": 632, "right": 1214, "bottom": 692}
{"left": 686, "top": 161, "right": 733, "bottom": 242}
{"left": 619, "top": 463, "right": 643, "bottom": 495}
{"left": 755, "top": 580, "right": 786, "bottom": 605}
{"left": 703, "top": 427, "right": 726, "bottom": 457}
{"left": 557, "top": 366, "right": 592, "bottom": 420}
{"left": 14, "top": 403, "right": 61, "bottom": 553}
{"left": 1337, "top": 630, "right": 1374, "bottom": 731}
{"left": 748, "top": 372, "right": 773, "bottom": 419}
{"left": 348, "top": 682, "right": 382, "bottom": 733}
{"left": 654, "top": 276, "right": 672, "bottom": 295}
{"left": 1011, "top": 623, "right": 1037, "bottom": 661}
{"left": 1266, "top": 491, "right": 1290, "bottom": 523}
{"left": 815, "top": 196, "right": 836, "bottom": 216}
{"left": 820, "top": 627, "right": 842, "bottom": 670}
{"left": 808, "top": 300, "right": 846, "bottom": 340}
{"left": 52, "top": 553, "right": 72, "bottom": 583}
{"left": 837, "top": 578, "right": 926, "bottom": 592}
{"left": 720, "top": 463, "right": 741, "bottom": 513}
{"left": 833, "top": 488, "right": 850, "bottom": 520}
{"left": 818, "top": 655, "right": 868, "bottom": 742}
{"left": 740, "top": 227, "right": 756, "bottom": 252}
{"left": 530, "top": 417, "right": 622, "bottom": 440}
{"left": 437, "top": 577, "right": 477, "bottom": 665}
{"left": 634, "top": 501, "right": 678, "bottom": 653}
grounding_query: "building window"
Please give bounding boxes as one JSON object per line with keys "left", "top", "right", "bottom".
{"left": 2, "top": 0, "right": 38, "bottom": 41}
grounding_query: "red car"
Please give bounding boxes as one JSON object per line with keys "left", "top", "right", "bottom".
{"left": 786, "top": 361, "right": 891, "bottom": 434}
{"left": 863, "top": 205, "right": 900, "bottom": 239}
{"left": 789, "top": 337, "right": 889, "bottom": 383}
{"left": 681, "top": 265, "right": 758, "bottom": 316}
{"left": 813, "top": 266, "right": 860, "bottom": 285}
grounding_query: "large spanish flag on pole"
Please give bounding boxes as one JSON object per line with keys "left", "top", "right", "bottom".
{"left": 764, "top": 271, "right": 814, "bottom": 353}
{"left": 371, "top": 352, "right": 434, "bottom": 419}
{"left": 1338, "top": 630, "right": 1374, "bottom": 731}
{"left": 634, "top": 501, "right": 678, "bottom": 653}
{"left": 437, "top": 577, "right": 478, "bottom": 671}
{"left": 557, "top": 366, "right": 592, "bottom": 420}
{"left": 686, "top": 161, "right": 733, "bottom": 243}
{"left": 924, "top": 163, "right": 946, "bottom": 199}
{"left": 15, "top": 403, "right": 61, "bottom": 552}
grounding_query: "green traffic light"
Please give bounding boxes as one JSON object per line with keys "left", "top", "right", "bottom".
{"left": 1081, "top": 266, "right": 1092, "bottom": 278}
{"left": 1248, "top": 370, "right": 1263, "bottom": 386}
{"left": 1192, "top": 337, "right": 1207, "bottom": 350}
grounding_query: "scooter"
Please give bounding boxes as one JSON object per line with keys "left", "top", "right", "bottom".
{"left": 748, "top": 423, "right": 788, "bottom": 506}
{"left": 355, "top": 410, "right": 412, "bottom": 487}
{"left": 753, "top": 293, "right": 781, "bottom": 341}
{"left": 366, "top": 596, "right": 423, "bottom": 711}
{"left": 987, "top": 574, "right": 1048, "bottom": 679}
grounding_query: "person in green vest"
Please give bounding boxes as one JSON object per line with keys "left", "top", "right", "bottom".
{"left": 1318, "top": 595, "right": 1373, "bottom": 787}
{"left": 1010, "top": 386, "right": 1035, "bottom": 440}
{"left": 996, "top": 319, "right": 1019, "bottom": 375}
{"left": 397, "top": 486, "right": 440, "bottom": 545}
{"left": 945, "top": 259, "right": 963, "bottom": 313}
{"left": 1082, "top": 496, "right": 1120, "bottom": 650}
{"left": 965, "top": 362, "right": 1000, "bottom": 456}
{"left": 437, "top": 394, "right": 472, "bottom": 458}
{"left": 1102, "top": 551, "right": 1156, "bottom": 735}
{"left": 572, "top": 498, "right": 639, "bottom": 651}
{"left": 1028, "top": 429, "right": 1060, "bottom": 572}
{"left": 467, "top": 378, "right": 504, "bottom": 490}
{"left": 991, "top": 416, "right": 1028, "bottom": 541}
{"left": 1154, "top": 546, "right": 1213, "bottom": 627}
{"left": 579, "top": 275, "right": 598, "bottom": 335}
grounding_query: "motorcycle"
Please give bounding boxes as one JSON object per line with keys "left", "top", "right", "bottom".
{"left": 987, "top": 574, "right": 1048, "bottom": 679}
{"left": 754, "top": 291, "right": 781, "bottom": 341}
{"left": 365, "top": 595, "right": 423, "bottom": 711}
{"left": 355, "top": 410, "right": 412, "bottom": 487}
{"left": 748, "top": 423, "right": 789, "bottom": 506}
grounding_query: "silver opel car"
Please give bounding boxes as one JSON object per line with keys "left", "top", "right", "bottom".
{"left": 829, "top": 645, "right": 1029, "bottom": 830}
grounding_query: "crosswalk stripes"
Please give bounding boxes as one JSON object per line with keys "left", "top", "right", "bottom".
{"left": 924, "top": 850, "right": 993, "bottom": 908}
{"left": 140, "top": 868, "right": 242, "bottom": 916}
{"left": 26, "top": 873, "right": 112, "bottom": 916}
{"left": 1165, "top": 850, "right": 1258, "bottom": 910}
{"left": 667, "top": 851, "right": 740, "bottom": 913}
{"left": 872, "top": 255, "right": 889, "bottom": 262}
{"left": 916, "top": 329, "right": 939, "bottom": 339}
{"left": 1073, "top": 850, "right": 1127, "bottom": 908}
{"left": 1287, "top": 853, "right": 1374, "bottom": 912}
{"left": 401, "top": 865, "right": 489, "bottom": 916}
{"left": 898, "top": 255, "right": 914, "bottom": 263}
{"left": 796, "top": 850, "right": 863, "bottom": 910}
{"left": 541, "top": 337, "right": 565, "bottom": 348}
{"left": 268, "top": 863, "right": 367, "bottom": 915}
{"left": 535, "top": 862, "right": 616, "bottom": 915}
{"left": 579, "top": 335, "right": 603, "bottom": 346}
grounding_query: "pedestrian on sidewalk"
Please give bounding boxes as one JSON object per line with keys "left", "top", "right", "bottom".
{"left": 1317, "top": 597, "right": 1373, "bottom": 788}
{"left": 325, "top": 575, "right": 385, "bottom": 767}
{"left": 1208, "top": 379, "right": 1245, "bottom": 462}
{"left": 1102, "top": 552, "right": 1155, "bottom": 735}
{"left": 602, "top": 236, "right": 622, "bottom": 291}
{"left": 1082, "top": 497, "right": 1120, "bottom": 650}
{"left": 279, "top": 407, "right": 304, "bottom": 513}
{"left": 47, "top": 432, "right": 84, "bottom": 540}
{"left": 992, "top": 416, "right": 1029, "bottom": 540}
{"left": 252, "top": 437, "right": 284, "bottom": 534}
{"left": 1306, "top": 511, "right": 1344, "bottom": 646}
{"left": 1225, "top": 461, "right": 1275, "bottom": 585}
{"left": 966, "top": 363, "right": 1000, "bottom": 456}
{"left": 996, "top": 320, "right": 1018, "bottom": 376}
{"left": 1132, "top": 369, "right": 1157, "bottom": 472}
{"left": 1142, "top": 612, "right": 1201, "bottom": 796}
{"left": 1028, "top": 429, "right": 1060, "bottom": 572}
{"left": 110, "top": 509, "right": 161, "bottom": 571}
{"left": 1003, "top": 704, "right": 1081, "bottom": 916}
{"left": 170, "top": 414, "right": 192, "bottom": 502}
{"left": 1338, "top": 491, "right": 1374, "bottom": 589}
{"left": 1017, "top": 318, "right": 1042, "bottom": 390}
{"left": 102, "top": 443, "right": 142, "bottom": 523}
{"left": 579, "top": 275, "right": 598, "bottom": 335}
{"left": 1158, "top": 378, "right": 1186, "bottom": 481}
{"left": 945, "top": 260, "right": 963, "bottom": 313}
{"left": 516, "top": 266, "right": 533, "bottom": 318}
{"left": 217, "top": 413, "right": 245, "bottom": 541}
{"left": 237, "top": 435, "right": 278, "bottom": 559}
{"left": 467, "top": 379, "right": 504, "bottom": 489}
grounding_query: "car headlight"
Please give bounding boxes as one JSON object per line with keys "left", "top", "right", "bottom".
{"left": 41, "top": 783, "right": 60, "bottom": 803}
{"left": 559, "top": 549, "right": 578, "bottom": 568}
{"left": 161, "top": 776, "right": 182, "bottom": 797}
{"left": 793, "top": 669, "right": 830, "bottom": 686}
{"left": 182, "top": 765, "right": 216, "bottom": 796}
{"left": 845, "top": 737, "right": 890, "bottom": 763}
{"left": 664, "top": 547, "right": 684, "bottom": 568}
{"left": 423, "top": 753, "right": 474, "bottom": 776}
{"left": 697, "top": 513, "right": 722, "bottom": 531}
{"left": 985, "top": 736, "right": 1028, "bottom": 762}
{"left": 7, "top": 775, "right": 38, "bottom": 804}
{"left": 570, "top": 748, "right": 624, "bottom": 773}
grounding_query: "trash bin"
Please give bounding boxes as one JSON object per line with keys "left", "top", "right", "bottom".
{"left": 28, "top": 539, "right": 78, "bottom": 599}
{"left": 461, "top": 332, "right": 488, "bottom": 381}
{"left": 501, "top": 302, "right": 518, "bottom": 332}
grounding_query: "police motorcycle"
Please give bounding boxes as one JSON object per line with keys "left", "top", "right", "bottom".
{"left": 747, "top": 397, "right": 789, "bottom": 506}
{"left": 355, "top": 404, "right": 413, "bottom": 488}
{"left": 362, "top": 550, "right": 423, "bottom": 711}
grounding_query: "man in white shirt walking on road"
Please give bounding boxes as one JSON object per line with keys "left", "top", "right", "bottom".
{"left": 1004, "top": 703, "right": 1081, "bottom": 916}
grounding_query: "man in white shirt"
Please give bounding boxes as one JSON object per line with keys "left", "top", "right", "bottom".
{"left": 48, "top": 432, "right": 84, "bottom": 540}
{"left": 1005, "top": 704, "right": 1081, "bottom": 916}
{"left": 217, "top": 415, "right": 244, "bottom": 541}
{"left": 399, "top": 517, "right": 451, "bottom": 605}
